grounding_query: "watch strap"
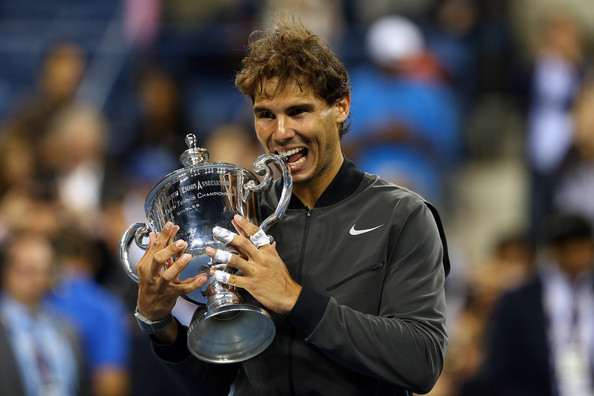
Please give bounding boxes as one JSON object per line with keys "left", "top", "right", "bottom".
{"left": 134, "top": 306, "right": 173, "bottom": 334}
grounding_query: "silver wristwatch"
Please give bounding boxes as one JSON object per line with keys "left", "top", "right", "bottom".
{"left": 134, "top": 306, "right": 173, "bottom": 334}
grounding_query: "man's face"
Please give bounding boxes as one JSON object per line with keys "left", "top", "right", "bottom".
{"left": 253, "top": 79, "right": 349, "bottom": 189}
{"left": 3, "top": 237, "right": 54, "bottom": 306}
{"left": 553, "top": 239, "right": 594, "bottom": 278}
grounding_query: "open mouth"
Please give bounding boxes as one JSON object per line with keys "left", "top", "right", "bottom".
{"left": 277, "top": 147, "right": 308, "bottom": 167}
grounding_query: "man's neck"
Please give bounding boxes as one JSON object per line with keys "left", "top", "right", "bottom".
{"left": 293, "top": 156, "right": 344, "bottom": 209}
{"left": 292, "top": 188, "right": 319, "bottom": 210}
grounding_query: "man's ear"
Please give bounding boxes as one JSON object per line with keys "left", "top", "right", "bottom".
{"left": 334, "top": 94, "right": 351, "bottom": 123}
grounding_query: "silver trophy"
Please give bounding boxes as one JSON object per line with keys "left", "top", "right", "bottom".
{"left": 119, "top": 134, "right": 292, "bottom": 363}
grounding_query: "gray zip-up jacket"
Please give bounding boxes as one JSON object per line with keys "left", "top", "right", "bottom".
{"left": 153, "top": 158, "right": 449, "bottom": 396}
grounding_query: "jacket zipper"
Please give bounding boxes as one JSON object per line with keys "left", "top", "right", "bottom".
{"left": 288, "top": 209, "right": 312, "bottom": 396}
{"left": 325, "top": 261, "right": 385, "bottom": 291}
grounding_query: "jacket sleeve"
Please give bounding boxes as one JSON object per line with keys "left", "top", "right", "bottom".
{"left": 151, "top": 320, "right": 238, "bottom": 396}
{"left": 286, "top": 202, "right": 448, "bottom": 394}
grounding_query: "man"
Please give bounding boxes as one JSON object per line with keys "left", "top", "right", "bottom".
{"left": 134, "top": 16, "right": 449, "bottom": 395}
{"left": 481, "top": 213, "right": 594, "bottom": 396}
{"left": 49, "top": 227, "right": 131, "bottom": 396}
{"left": 0, "top": 232, "right": 89, "bottom": 396}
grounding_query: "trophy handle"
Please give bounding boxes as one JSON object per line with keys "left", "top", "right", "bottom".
{"left": 119, "top": 222, "right": 151, "bottom": 282}
{"left": 244, "top": 154, "right": 292, "bottom": 232}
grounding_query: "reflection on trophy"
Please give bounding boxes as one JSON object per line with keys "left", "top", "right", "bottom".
{"left": 119, "top": 134, "right": 292, "bottom": 363}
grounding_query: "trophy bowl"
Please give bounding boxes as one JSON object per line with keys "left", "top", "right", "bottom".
{"left": 119, "top": 133, "right": 292, "bottom": 363}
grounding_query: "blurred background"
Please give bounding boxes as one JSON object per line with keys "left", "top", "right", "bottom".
{"left": 1, "top": 0, "right": 594, "bottom": 395}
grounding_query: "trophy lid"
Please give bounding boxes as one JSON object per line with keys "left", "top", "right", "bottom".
{"left": 180, "top": 134, "right": 209, "bottom": 167}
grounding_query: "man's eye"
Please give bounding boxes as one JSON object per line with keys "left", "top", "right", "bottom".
{"left": 258, "top": 111, "right": 274, "bottom": 119}
{"left": 289, "top": 108, "right": 306, "bottom": 116}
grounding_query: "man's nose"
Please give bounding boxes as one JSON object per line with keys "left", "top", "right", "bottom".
{"left": 273, "top": 116, "right": 295, "bottom": 140}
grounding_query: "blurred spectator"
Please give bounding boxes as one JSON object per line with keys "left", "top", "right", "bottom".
{"left": 553, "top": 75, "right": 594, "bottom": 228}
{"left": 425, "top": 0, "right": 480, "bottom": 117}
{"left": 343, "top": 15, "right": 461, "bottom": 205}
{"left": 204, "top": 123, "right": 264, "bottom": 170}
{"left": 0, "top": 43, "right": 89, "bottom": 225}
{"left": 435, "top": 231, "right": 535, "bottom": 395}
{"left": 481, "top": 213, "right": 594, "bottom": 395}
{"left": 0, "top": 42, "right": 86, "bottom": 216}
{"left": 40, "top": 103, "right": 125, "bottom": 235}
{"left": 471, "top": 232, "right": 536, "bottom": 303}
{"left": 0, "top": 190, "right": 61, "bottom": 244}
{"left": 0, "top": 124, "right": 37, "bottom": 197}
{"left": 49, "top": 226, "right": 130, "bottom": 396}
{"left": 129, "top": 67, "right": 190, "bottom": 156}
{"left": 0, "top": 125, "right": 61, "bottom": 241}
{"left": 0, "top": 126, "right": 61, "bottom": 241}
{"left": 523, "top": 11, "right": 586, "bottom": 240}
{"left": 0, "top": 232, "right": 90, "bottom": 396}
{"left": 7, "top": 41, "right": 86, "bottom": 144}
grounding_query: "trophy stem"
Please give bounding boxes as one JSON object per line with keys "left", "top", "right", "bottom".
{"left": 205, "top": 282, "right": 241, "bottom": 312}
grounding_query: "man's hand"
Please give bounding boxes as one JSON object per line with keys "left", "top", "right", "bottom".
{"left": 206, "top": 215, "right": 302, "bottom": 315}
{"left": 136, "top": 222, "right": 207, "bottom": 341}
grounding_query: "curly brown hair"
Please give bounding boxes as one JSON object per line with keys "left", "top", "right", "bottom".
{"left": 235, "top": 15, "right": 352, "bottom": 137}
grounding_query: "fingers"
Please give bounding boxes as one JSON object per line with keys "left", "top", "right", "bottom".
{"left": 161, "top": 252, "right": 192, "bottom": 281}
{"left": 205, "top": 246, "right": 251, "bottom": 275}
{"left": 232, "top": 215, "right": 273, "bottom": 249}
{"left": 213, "top": 225, "right": 259, "bottom": 256}
{"left": 250, "top": 229, "right": 274, "bottom": 248}
{"left": 231, "top": 219, "right": 250, "bottom": 239}
{"left": 232, "top": 214, "right": 260, "bottom": 236}
{"left": 213, "top": 270, "right": 231, "bottom": 283}
{"left": 213, "top": 226, "right": 236, "bottom": 244}
{"left": 166, "top": 224, "right": 179, "bottom": 247}
{"left": 153, "top": 239, "right": 187, "bottom": 273}
{"left": 212, "top": 271, "right": 244, "bottom": 288}
{"left": 148, "top": 223, "right": 179, "bottom": 273}
{"left": 213, "top": 249, "right": 233, "bottom": 264}
{"left": 205, "top": 246, "right": 233, "bottom": 265}
{"left": 148, "top": 223, "right": 175, "bottom": 253}
{"left": 177, "top": 273, "right": 209, "bottom": 294}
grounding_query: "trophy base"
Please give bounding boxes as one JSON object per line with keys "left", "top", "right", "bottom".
{"left": 187, "top": 304, "right": 275, "bottom": 364}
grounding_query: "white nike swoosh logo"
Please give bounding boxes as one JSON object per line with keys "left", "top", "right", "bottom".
{"left": 349, "top": 224, "right": 384, "bottom": 236}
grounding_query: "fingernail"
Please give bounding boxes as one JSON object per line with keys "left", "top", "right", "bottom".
{"left": 234, "top": 214, "right": 243, "bottom": 221}
{"left": 164, "top": 222, "right": 173, "bottom": 230}
{"left": 181, "top": 254, "right": 191, "bottom": 263}
{"left": 176, "top": 240, "right": 186, "bottom": 248}
{"left": 205, "top": 247, "right": 214, "bottom": 255}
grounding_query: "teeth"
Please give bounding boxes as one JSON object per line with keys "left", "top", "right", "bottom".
{"left": 288, "top": 157, "right": 306, "bottom": 166}
{"left": 277, "top": 148, "right": 303, "bottom": 157}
